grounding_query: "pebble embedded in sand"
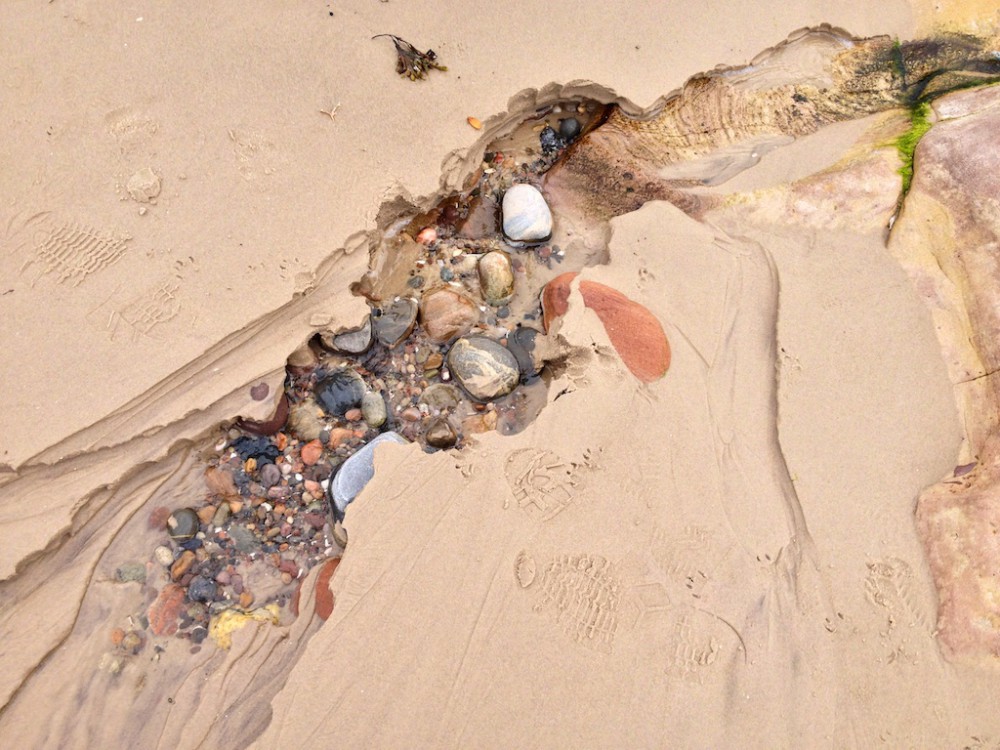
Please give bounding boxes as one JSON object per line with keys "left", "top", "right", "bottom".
{"left": 166, "top": 508, "right": 200, "bottom": 541}
{"left": 315, "top": 368, "right": 365, "bottom": 417}
{"left": 419, "top": 288, "right": 481, "bottom": 342}
{"left": 446, "top": 335, "right": 520, "bottom": 401}
{"left": 559, "top": 116, "right": 581, "bottom": 140}
{"left": 114, "top": 562, "right": 146, "bottom": 584}
{"left": 259, "top": 461, "right": 281, "bottom": 488}
{"left": 539, "top": 125, "right": 563, "bottom": 154}
{"left": 541, "top": 272, "right": 671, "bottom": 383}
{"left": 502, "top": 183, "right": 552, "bottom": 245}
{"left": 170, "top": 550, "right": 196, "bottom": 581}
{"left": 322, "top": 316, "right": 373, "bottom": 355}
{"left": 374, "top": 297, "right": 418, "bottom": 348}
{"left": 477, "top": 250, "right": 515, "bottom": 306}
{"left": 418, "top": 382, "right": 462, "bottom": 411}
{"left": 288, "top": 396, "right": 326, "bottom": 441}
{"left": 314, "top": 558, "right": 341, "bottom": 620}
{"left": 126, "top": 166, "right": 161, "bottom": 203}
{"left": 329, "top": 431, "right": 409, "bottom": 517}
{"left": 425, "top": 417, "right": 458, "bottom": 449}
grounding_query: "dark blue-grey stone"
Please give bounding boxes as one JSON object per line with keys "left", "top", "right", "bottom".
{"left": 315, "top": 368, "right": 365, "bottom": 417}
{"left": 559, "top": 117, "right": 581, "bottom": 140}
{"left": 188, "top": 577, "right": 218, "bottom": 603}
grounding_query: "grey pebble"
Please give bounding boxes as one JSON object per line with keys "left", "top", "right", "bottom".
{"left": 361, "top": 391, "right": 388, "bottom": 427}
{"left": 330, "top": 432, "right": 409, "bottom": 518}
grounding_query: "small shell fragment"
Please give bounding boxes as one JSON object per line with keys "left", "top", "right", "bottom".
{"left": 467, "top": 116, "right": 482, "bottom": 130}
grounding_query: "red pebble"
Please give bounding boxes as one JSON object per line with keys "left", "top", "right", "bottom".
{"left": 301, "top": 439, "right": 323, "bottom": 466}
{"left": 314, "top": 558, "right": 341, "bottom": 621}
{"left": 148, "top": 584, "right": 186, "bottom": 636}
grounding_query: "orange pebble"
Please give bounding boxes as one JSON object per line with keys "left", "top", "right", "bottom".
{"left": 301, "top": 439, "right": 323, "bottom": 466}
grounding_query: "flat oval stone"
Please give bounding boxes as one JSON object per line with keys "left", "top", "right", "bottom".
{"left": 446, "top": 336, "right": 520, "bottom": 401}
{"left": 502, "top": 183, "right": 552, "bottom": 245}
{"left": 323, "top": 315, "right": 373, "bottom": 355}
{"left": 419, "top": 288, "right": 480, "bottom": 343}
{"left": 361, "top": 391, "right": 387, "bottom": 428}
{"left": 374, "top": 298, "right": 418, "bottom": 348}
{"left": 315, "top": 368, "right": 365, "bottom": 417}
{"left": 329, "top": 431, "right": 409, "bottom": 518}
{"left": 478, "top": 250, "right": 514, "bottom": 306}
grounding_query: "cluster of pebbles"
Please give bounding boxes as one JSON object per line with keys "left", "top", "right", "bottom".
{"left": 127, "top": 101, "right": 602, "bottom": 651}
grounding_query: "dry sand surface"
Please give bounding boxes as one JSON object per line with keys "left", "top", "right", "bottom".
{"left": 3, "top": 1, "right": 1000, "bottom": 748}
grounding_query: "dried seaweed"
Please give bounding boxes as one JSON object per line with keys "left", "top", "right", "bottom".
{"left": 372, "top": 34, "right": 447, "bottom": 81}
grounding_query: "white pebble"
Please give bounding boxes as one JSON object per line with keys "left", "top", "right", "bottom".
{"left": 502, "top": 184, "right": 552, "bottom": 244}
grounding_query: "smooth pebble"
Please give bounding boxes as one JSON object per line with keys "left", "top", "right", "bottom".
{"left": 502, "top": 184, "right": 552, "bottom": 245}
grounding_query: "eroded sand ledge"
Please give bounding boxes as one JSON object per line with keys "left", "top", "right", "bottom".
{"left": 4, "top": 3, "right": 1000, "bottom": 748}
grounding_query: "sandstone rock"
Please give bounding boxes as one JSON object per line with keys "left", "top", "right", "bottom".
{"left": 541, "top": 272, "right": 671, "bottom": 383}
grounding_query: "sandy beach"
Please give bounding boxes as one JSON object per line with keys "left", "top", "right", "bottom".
{"left": 3, "top": 1, "right": 1000, "bottom": 747}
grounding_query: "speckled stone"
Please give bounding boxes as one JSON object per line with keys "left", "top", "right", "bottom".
{"left": 446, "top": 336, "right": 519, "bottom": 401}
{"left": 502, "top": 184, "right": 552, "bottom": 245}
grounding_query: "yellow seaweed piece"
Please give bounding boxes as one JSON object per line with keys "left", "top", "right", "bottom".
{"left": 209, "top": 604, "right": 280, "bottom": 649}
